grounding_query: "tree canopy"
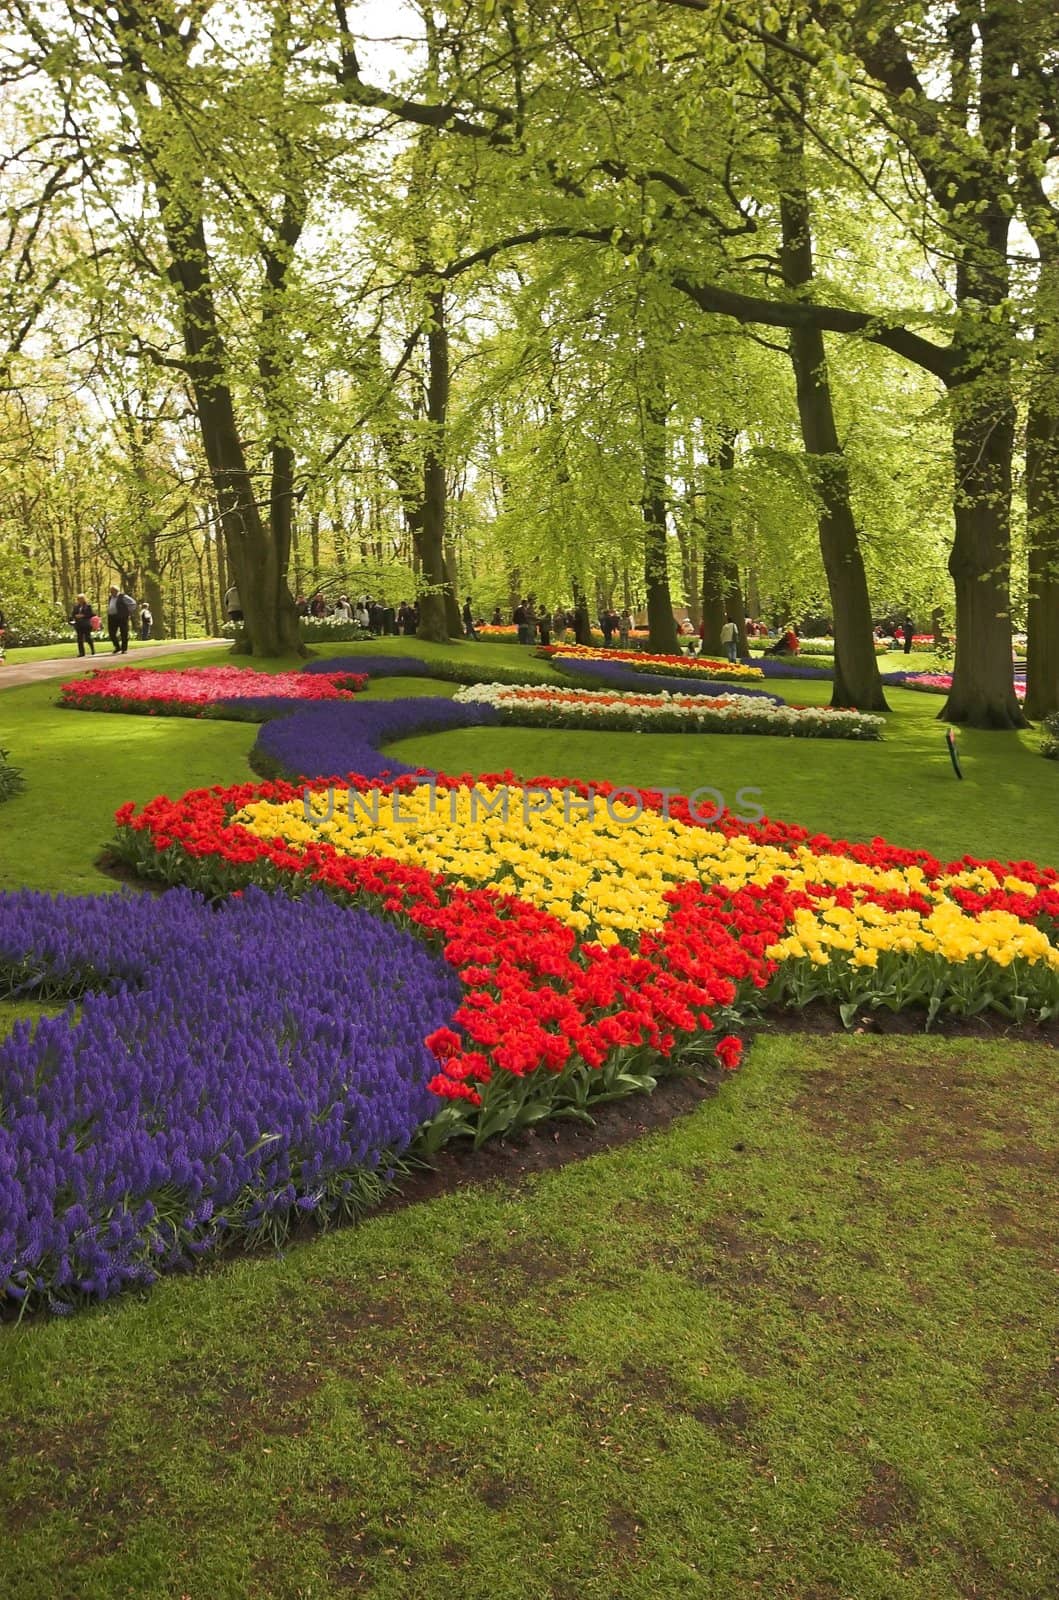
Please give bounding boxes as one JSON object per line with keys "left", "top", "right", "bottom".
{"left": 0, "top": 1, "right": 1056, "bottom": 722}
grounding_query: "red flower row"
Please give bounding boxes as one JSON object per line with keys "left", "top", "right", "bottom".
{"left": 115, "top": 769, "right": 1059, "bottom": 1116}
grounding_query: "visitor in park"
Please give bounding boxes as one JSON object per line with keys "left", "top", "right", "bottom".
{"left": 600, "top": 608, "right": 615, "bottom": 646}
{"left": 224, "top": 583, "right": 242, "bottom": 623}
{"left": 310, "top": 592, "right": 327, "bottom": 618}
{"left": 764, "top": 626, "right": 799, "bottom": 657}
{"left": 552, "top": 604, "right": 566, "bottom": 642}
{"left": 355, "top": 599, "right": 370, "bottom": 629}
{"left": 619, "top": 608, "right": 632, "bottom": 648}
{"left": 462, "top": 596, "right": 477, "bottom": 639}
{"left": 903, "top": 616, "right": 916, "bottom": 655}
{"left": 139, "top": 603, "right": 153, "bottom": 641}
{"left": 514, "top": 599, "right": 530, "bottom": 645}
{"left": 333, "top": 595, "right": 353, "bottom": 622}
{"left": 71, "top": 593, "right": 96, "bottom": 657}
{"left": 107, "top": 585, "right": 136, "bottom": 654}
{"left": 524, "top": 598, "right": 537, "bottom": 643}
{"left": 295, "top": 595, "right": 308, "bottom": 616}
{"left": 368, "top": 599, "right": 383, "bottom": 633}
{"left": 721, "top": 616, "right": 739, "bottom": 663}
{"left": 491, "top": 605, "right": 503, "bottom": 626}
{"left": 537, "top": 607, "right": 551, "bottom": 647}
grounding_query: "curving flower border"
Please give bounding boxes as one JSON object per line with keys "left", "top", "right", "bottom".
{"left": 12, "top": 649, "right": 1059, "bottom": 1312}
{"left": 451, "top": 682, "right": 883, "bottom": 740}
{"left": 539, "top": 643, "right": 766, "bottom": 683}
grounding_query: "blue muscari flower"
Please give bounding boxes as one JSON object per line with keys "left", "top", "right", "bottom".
{"left": 0, "top": 885, "right": 461, "bottom": 1309}
{"left": 252, "top": 696, "right": 499, "bottom": 781}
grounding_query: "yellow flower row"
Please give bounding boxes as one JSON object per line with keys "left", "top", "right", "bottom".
{"left": 233, "top": 782, "right": 1059, "bottom": 971}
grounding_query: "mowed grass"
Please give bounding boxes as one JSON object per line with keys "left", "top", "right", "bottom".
{"left": 2, "top": 1035, "right": 1058, "bottom": 1599}
{"left": 1, "top": 637, "right": 1058, "bottom": 1598}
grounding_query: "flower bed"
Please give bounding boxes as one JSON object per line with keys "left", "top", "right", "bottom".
{"left": 452, "top": 683, "right": 883, "bottom": 740}
{"left": 24, "top": 653, "right": 1059, "bottom": 1313}
{"left": 115, "top": 770, "right": 1059, "bottom": 1056}
{"left": 881, "top": 668, "right": 1026, "bottom": 702}
{"left": 749, "top": 637, "right": 892, "bottom": 657}
{"left": 57, "top": 665, "right": 367, "bottom": 718}
{"left": 540, "top": 644, "right": 764, "bottom": 683}
{"left": 0, "top": 885, "right": 461, "bottom": 1310}
{"left": 253, "top": 696, "right": 499, "bottom": 782}
{"left": 544, "top": 653, "right": 784, "bottom": 700}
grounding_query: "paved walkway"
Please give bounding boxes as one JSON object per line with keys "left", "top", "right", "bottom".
{"left": 0, "top": 639, "right": 228, "bottom": 690}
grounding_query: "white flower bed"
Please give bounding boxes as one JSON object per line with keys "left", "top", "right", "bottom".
{"left": 453, "top": 683, "right": 884, "bottom": 740}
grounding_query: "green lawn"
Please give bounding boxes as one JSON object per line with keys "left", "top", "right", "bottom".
{"left": 1, "top": 637, "right": 1057, "bottom": 1599}
{"left": 3, "top": 1035, "right": 1057, "bottom": 1599}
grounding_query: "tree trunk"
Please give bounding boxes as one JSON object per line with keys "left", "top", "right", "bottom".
{"left": 141, "top": 528, "right": 165, "bottom": 640}
{"left": 641, "top": 384, "right": 680, "bottom": 654}
{"left": 1024, "top": 270, "right": 1059, "bottom": 721}
{"left": 777, "top": 105, "right": 888, "bottom": 712}
{"left": 725, "top": 571, "right": 748, "bottom": 655}
{"left": 700, "top": 432, "right": 745, "bottom": 657}
{"left": 700, "top": 553, "right": 725, "bottom": 655}
{"left": 571, "top": 578, "right": 592, "bottom": 645}
{"left": 417, "top": 287, "right": 454, "bottom": 642}
{"left": 942, "top": 377, "right": 1023, "bottom": 726}
{"left": 160, "top": 205, "right": 301, "bottom": 655}
{"left": 203, "top": 520, "right": 218, "bottom": 635}
{"left": 122, "top": 32, "right": 303, "bottom": 659}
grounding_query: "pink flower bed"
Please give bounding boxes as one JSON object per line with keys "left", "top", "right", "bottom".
{"left": 59, "top": 666, "right": 367, "bottom": 716}
{"left": 901, "top": 671, "right": 1025, "bottom": 702}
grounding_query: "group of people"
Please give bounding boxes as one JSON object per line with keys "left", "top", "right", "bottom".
{"left": 599, "top": 608, "right": 635, "bottom": 648}
{"left": 509, "top": 599, "right": 580, "bottom": 647}
{"left": 69, "top": 590, "right": 153, "bottom": 657}
{"left": 294, "top": 592, "right": 405, "bottom": 635}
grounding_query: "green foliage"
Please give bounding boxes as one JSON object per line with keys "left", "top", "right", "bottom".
{"left": 1041, "top": 712, "right": 1059, "bottom": 761}
{"left": 0, "top": 744, "right": 23, "bottom": 803}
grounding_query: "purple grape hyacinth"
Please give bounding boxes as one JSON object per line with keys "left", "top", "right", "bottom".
{"left": 253, "top": 697, "right": 499, "bottom": 781}
{"left": 0, "top": 886, "right": 462, "bottom": 1310}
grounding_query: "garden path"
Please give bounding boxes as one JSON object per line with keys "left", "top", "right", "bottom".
{"left": 0, "top": 639, "right": 227, "bottom": 690}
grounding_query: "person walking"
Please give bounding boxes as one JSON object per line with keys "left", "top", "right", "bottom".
{"left": 462, "top": 596, "right": 477, "bottom": 639}
{"left": 720, "top": 617, "right": 739, "bottom": 663}
{"left": 600, "top": 609, "right": 615, "bottom": 647}
{"left": 106, "top": 586, "right": 136, "bottom": 654}
{"left": 139, "top": 603, "right": 153, "bottom": 641}
{"left": 514, "top": 599, "right": 529, "bottom": 645}
{"left": 224, "top": 583, "right": 243, "bottom": 623}
{"left": 71, "top": 594, "right": 96, "bottom": 657}
{"left": 903, "top": 615, "right": 915, "bottom": 656}
{"left": 619, "top": 608, "right": 632, "bottom": 648}
{"left": 537, "top": 607, "right": 551, "bottom": 647}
